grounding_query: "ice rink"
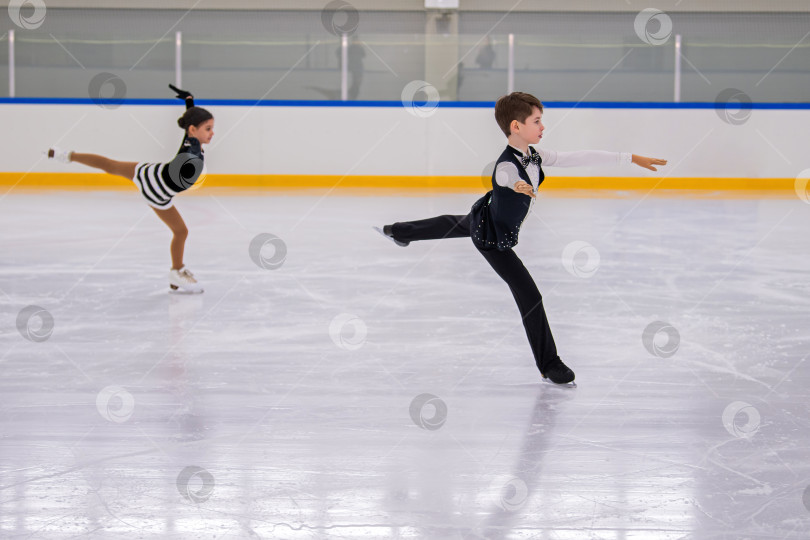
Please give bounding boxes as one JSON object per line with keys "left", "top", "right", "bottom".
{"left": 1, "top": 190, "right": 809, "bottom": 539}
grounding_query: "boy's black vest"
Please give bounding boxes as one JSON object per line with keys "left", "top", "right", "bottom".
{"left": 470, "top": 145, "right": 544, "bottom": 251}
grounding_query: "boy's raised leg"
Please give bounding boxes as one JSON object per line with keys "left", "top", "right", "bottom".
{"left": 389, "top": 214, "right": 471, "bottom": 244}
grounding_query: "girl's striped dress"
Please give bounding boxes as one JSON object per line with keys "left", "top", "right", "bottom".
{"left": 131, "top": 136, "right": 204, "bottom": 210}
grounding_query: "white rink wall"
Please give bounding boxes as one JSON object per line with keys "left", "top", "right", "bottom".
{"left": 3, "top": 103, "right": 809, "bottom": 179}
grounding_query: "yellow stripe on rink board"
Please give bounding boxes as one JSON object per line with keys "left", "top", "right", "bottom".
{"left": 0, "top": 172, "right": 800, "bottom": 197}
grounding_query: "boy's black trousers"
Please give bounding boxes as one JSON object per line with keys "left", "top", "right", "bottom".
{"left": 391, "top": 214, "right": 561, "bottom": 374}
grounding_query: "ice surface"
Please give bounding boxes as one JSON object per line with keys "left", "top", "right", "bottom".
{"left": 1, "top": 191, "right": 809, "bottom": 539}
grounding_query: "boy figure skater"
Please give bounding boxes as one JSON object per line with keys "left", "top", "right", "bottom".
{"left": 375, "top": 92, "right": 666, "bottom": 386}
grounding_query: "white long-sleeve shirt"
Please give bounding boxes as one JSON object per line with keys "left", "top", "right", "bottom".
{"left": 495, "top": 145, "right": 633, "bottom": 190}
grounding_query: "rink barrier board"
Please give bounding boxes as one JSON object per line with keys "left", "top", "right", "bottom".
{"left": 0, "top": 172, "right": 802, "bottom": 196}
{"left": 4, "top": 100, "right": 807, "bottom": 187}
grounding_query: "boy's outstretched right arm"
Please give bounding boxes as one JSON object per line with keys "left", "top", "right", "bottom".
{"left": 495, "top": 161, "right": 537, "bottom": 199}
{"left": 513, "top": 180, "right": 536, "bottom": 198}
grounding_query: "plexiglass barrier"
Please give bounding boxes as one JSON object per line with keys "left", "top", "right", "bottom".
{"left": 2, "top": 9, "right": 808, "bottom": 102}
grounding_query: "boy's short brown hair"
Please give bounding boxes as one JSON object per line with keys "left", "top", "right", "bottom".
{"left": 494, "top": 92, "right": 543, "bottom": 137}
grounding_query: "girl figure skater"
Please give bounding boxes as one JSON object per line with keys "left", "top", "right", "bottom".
{"left": 376, "top": 92, "right": 667, "bottom": 386}
{"left": 47, "top": 84, "right": 213, "bottom": 293}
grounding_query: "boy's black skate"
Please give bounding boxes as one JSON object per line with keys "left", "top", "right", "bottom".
{"left": 541, "top": 359, "right": 576, "bottom": 388}
{"left": 373, "top": 225, "right": 409, "bottom": 247}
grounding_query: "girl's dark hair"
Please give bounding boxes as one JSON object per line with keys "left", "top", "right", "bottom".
{"left": 177, "top": 106, "right": 213, "bottom": 131}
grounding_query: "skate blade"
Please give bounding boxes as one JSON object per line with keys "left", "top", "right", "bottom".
{"left": 372, "top": 226, "right": 408, "bottom": 247}
{"left": 541, "top": 377, "right": 577, "bottom": 388}
{"left": 169, "top": 286, "right": 204, "bottom": 295}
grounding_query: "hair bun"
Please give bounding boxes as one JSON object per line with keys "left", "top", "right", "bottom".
{"left": 177, "top": 106, "right": 213, "bottom": 132}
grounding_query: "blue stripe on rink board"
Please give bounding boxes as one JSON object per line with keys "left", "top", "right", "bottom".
{"left": 1, "top": 97, "right": 810, "bottom": 109}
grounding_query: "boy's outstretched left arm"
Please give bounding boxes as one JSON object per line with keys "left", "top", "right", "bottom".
{"left": 631, "top": 155, "right": 668, "bottom": 171}
{"left": 538, "top": 149, "right": 667, "bottom": 170}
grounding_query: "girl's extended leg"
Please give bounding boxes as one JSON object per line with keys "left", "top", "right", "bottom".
{"left": 69, "top": 153, "right": 137, "bottom": 180}
{"left": 151, "top": 206, "right": 188, "bottom": 270}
